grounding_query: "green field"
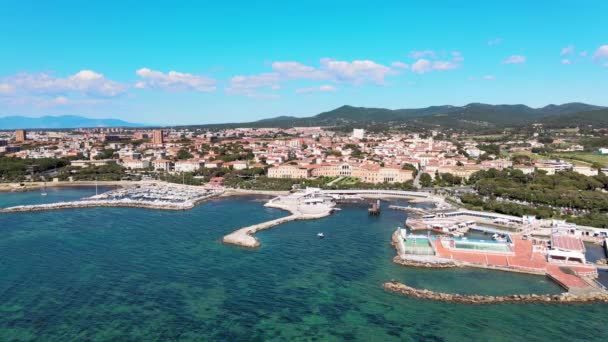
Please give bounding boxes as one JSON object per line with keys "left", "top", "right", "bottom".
{"left": 553, "top": 152, "right": 608, "bottom": 167}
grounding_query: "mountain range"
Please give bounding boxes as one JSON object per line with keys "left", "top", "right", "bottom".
{"left": 1, "top": 102, "right": 606, "bottom": 130}
{"left": 194, "top": 102, "right": 607, "bottom": 130}
{"left": 0, "top": 115, "right": 144, "bottom": 129}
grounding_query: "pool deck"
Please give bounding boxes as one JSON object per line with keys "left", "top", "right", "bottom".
{"left": 431, "top": 234, "right": 598, "bottom": 291}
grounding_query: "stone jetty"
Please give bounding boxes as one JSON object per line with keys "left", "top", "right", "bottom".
{"left": 222, "top": 212, "right": 331, "bottom": 248}
{"left": 383, "top": 281, "right": 608, "bottom": 304}
{"left": 222, "top": 188, "right": 335, "bottom": 248}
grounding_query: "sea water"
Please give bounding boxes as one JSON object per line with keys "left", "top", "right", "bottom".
{"left": 0, "top": 188, "right": 606, "bottom": 341}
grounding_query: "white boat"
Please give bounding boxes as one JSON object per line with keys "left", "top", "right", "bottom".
{"left": 317, "top": 232, "right": 325, "bottom": 238}
{"left": 492, "top": 233, "right": 507, "bottom": 242}
{"left": 41, "top": 183, "right": 47, "bottom": 196}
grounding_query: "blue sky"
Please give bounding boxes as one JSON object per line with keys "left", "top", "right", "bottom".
{"left": 0, "top": 0, "right": 607, "bottom": 125}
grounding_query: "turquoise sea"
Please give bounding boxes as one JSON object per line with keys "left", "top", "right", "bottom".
{"left": 0, "top": 188, "right": 607, "bottom": 341}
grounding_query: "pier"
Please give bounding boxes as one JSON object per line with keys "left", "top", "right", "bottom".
{"left": 368, "top": 200, "right": 381, "bottom": 215}
{"left": 222, "top": 188, "right": 335, "bottom": 248}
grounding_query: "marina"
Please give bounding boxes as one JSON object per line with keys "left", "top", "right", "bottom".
{"left": 0, "top": 183, "right": 222, "bottom": 212}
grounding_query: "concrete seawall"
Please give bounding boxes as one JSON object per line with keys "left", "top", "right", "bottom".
{"left": 0, "top": 193, "right": 220, "bottom": 213}
{"left": 383, "top": 281, "right": 608, "bottom": 304}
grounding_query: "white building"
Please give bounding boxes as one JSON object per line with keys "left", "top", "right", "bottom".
{"left": 121, "top": 159, "right": 150, "bottom": 170}
{"left": 174, "top": 160, "right": 203, "bottom": 172}
{"left": 352, "top": 129, "right": 365, "bottom": 139}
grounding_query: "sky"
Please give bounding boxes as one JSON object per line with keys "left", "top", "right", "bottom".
{"left": 0, "top": 0, "right": 607, "bottom": 125}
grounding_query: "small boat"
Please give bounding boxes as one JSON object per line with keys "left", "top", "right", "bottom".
{"left": 41, "top": 183, "right": 47, "bottom": 196}
{"left": 317, "top": 232, "right": 325, "bottom": 238}
{"left": 492, "top": 233, "right": 507, "bottom": 242}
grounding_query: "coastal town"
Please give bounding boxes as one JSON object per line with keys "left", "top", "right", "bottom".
{"left": 2, "top": 123, "right": 608, "bottom": 303}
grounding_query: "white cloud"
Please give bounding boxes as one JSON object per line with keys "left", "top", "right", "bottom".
{"left": 409, "top": 50, "right": 436, "bottom": 59}
{"left": 295, "top": 85, "right": 337, "bottom": 94}
{"left": 391, "top": 61, "right": 409, "bottom": 69}
{"left": 2, "top": 70, "right": 126, "bottom": 97}
{"left": 411, "top": 56, "right": 462, "bottom": 74}
{"left": 502, "top": 55, "right": 526, "bottom": 64}
{"left": 0, "top": 83, "right": 15, "bottom": 95}
{"left": 482, "top": 75, "right": 495, "bottom": 80}
{"left": 432, "top": 61, "right": 460, "bottom": 71}
{"left": 319, "top": 58, "right": 395, "bottom": 85}
{"left": 271, "top": 62, "right": 326, "bottom": 80}
{"left": 135, "top": 68, "right": 216, "bottom": 92}
{"left": 561, "top": 59, "right": 572, "bottom": 65}
{"left": 227, "top": 58, "right": 399, "bottom": 97}
{"left": 488, "top": 38, "right": 503, "bottom": 46}
{"left": 592, "top": 45, "right": 608, "bottom": 60}
{"left": 226, "top": 73, "right": 281, "bottom": 98}
{"left": 560, "top": 45, "right": 575, "bottom": 56}
{"left": 579, "top": 50, "right": 588, "bottom": 57}
{"left": 411, "top": 59, "right": 432, "bottom": 74}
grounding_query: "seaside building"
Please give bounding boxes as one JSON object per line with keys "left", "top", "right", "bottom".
{"left": 121, "top": 158, "right": 151, "bottom": 169}
{"left": 547, "top": 234, "right": 587, "bottom": 264}
{"left": 174, "top": 159, "right": 203, "bottom": 172}
{"left": 152, "top": 159, "right": 173, "bottom": 171}
{"left": 268, "top": 164, "right": 311, "bottom": 179}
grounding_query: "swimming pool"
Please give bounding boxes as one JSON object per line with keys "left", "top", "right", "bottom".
{"left": 453, "top": 241, "right": 511, "bottom": 253}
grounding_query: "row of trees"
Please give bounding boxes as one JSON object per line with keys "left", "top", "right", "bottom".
{"left": 469, "top": 169, "right": 608, "bottom": 211}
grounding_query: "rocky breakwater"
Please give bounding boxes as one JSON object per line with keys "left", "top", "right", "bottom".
{"left": 383, "top": 281, "right": 608, "bottom": 304}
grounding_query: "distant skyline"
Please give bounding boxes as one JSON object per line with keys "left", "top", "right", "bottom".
{"left": 0, "top": 0, "right": 607, "bottom": 125}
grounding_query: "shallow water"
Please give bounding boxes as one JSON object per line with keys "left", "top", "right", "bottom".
{"left": 0, "top": 188, "right": 606, "bottom": 341}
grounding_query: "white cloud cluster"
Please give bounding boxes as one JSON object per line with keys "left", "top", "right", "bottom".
{"left": 410, "top": 52, "right": 463, "bottom": 74}
{"left": 227, "top": 58, "right": 398, "bottom": 97}
{"left": 561, "top": 59, "right": 572, "bottom": 65}
{"left": 1, "top": 70, "right": 126, "bottom": 97}
{"left": 295, "top": 85, "right": 337, "bottom": 94}
{"left": 502, "top": 55, "right": 526, "bottom": 64}
{"left": 226, "top": 73, "right": 281, "bottom": 98}
{"left": 135, "top": 68, "right": 216, "bottom": 92}
{"left": 319, "top": 58, "right": 396, "bottom": 84}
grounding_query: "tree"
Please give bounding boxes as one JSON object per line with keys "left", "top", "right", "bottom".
{"left": 177, "top": 149, "right": 194, "bottom": 160}
{"left": 420, "top": 173, "right": 433, "bottom": 187}
{"left": 401, "top": 163, "right": 418, "bottom": 176}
